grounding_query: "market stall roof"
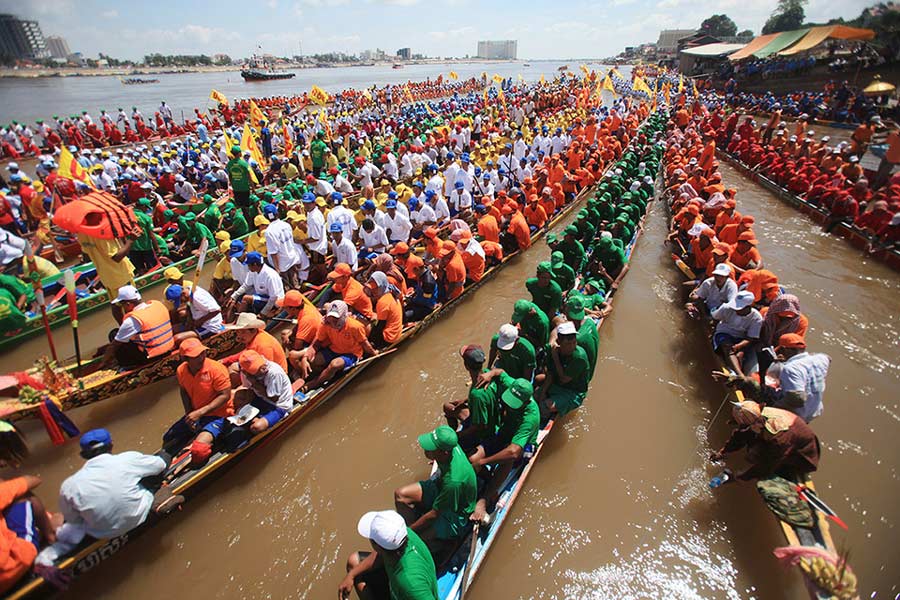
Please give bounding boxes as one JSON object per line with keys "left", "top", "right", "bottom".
{"left": 681, "top": 42, "right": 747, "bottom": 57}
{"left": 754, "top": 28, "right": 811, "bottom": 58}
{"left": 728, "top": 33, "right": 780, "bottom": 60}
{"left": 778, "top": 25, "right": 876, "bottom": 55}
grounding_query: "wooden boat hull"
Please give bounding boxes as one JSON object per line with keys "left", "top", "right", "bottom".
{"left": 717, "top": 149, "right": 900, "bottom": 273}
{"left": 241, "top": 70, "right": 295, "bottom": 81}
{"left": 4, "top": 166, "right": 597, "bottom": 600}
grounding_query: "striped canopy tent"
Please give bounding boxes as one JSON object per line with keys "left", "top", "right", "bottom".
{"left": 52, "top": 191, "right": 139, "bottom": 240}
{"left": 753, "top": 29, "right": 812, "bottom": 58}
{"left": 778, "top": 25, "right": 876, "bottom": 55}
{"left": 728, "top": 33, "right": 781, "bottom": 60}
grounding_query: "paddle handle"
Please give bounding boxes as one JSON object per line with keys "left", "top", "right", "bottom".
{"left": 459, "top": 521, "right": 480, "bottom": 600}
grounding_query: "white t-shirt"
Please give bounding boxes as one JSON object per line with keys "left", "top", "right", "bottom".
{"left": 778, "top": 352, "right": 830, "bottom": 422}
{"left": 332, "top": 236, "right": 358, "bottom": 271}
{"left": 450, "top": 189, "right": 472, "bottom": 212}
{"left": 326, "top": 205, "right": 358, "bottom": 239}
{"left": 188, "top": 286, "right": 224, "bottom": 334}
{"left": 230, "top": 257, "right": 249, "bottom": 286}
{"left": 711, "top": 306, "right": 763, "bottom": 339}
{"left": 264, "top": 219, "right": 302, "bottom": 272}
{"left": 413, "top": 203, "right": 436, "bottom": 226}
{"left": 383, "top": 211, "right": 412, "bottom": 242}
{"left": 360, "top": 224, "right": 389, "bottom": 252}
{"left": 305, "top": 207, "right": 328, "bottom": 256}
{"left": 115, "top": 302, "right": 149, "bottom": 343}
{"left": 241, "top": 361, "right": 293, "bottom": 412}
{"left": 695, "top": 277, "right": 737, "bottom": 312}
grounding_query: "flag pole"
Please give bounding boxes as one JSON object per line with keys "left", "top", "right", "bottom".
{"left": 24, "top": 243, "right": 58, "bottom": 363}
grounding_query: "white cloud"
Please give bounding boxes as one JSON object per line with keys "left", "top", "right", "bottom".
{"left": 100, "top": 9, "right": 118, "bottom": 18}
{"left": 428, "top": 25, "right": 476, "bottom": 40}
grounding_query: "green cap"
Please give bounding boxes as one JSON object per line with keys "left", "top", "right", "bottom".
{"left": 418, "top": 425, "right": 458, "bottom": 452}
{"left": 551, "top": 251, "right": 564, "bottom": 266}
{"left": 501, "top": 378, "right": 533, "bottom": 410}
{"left": 563, "top": 225, "right": 578, "bottom": 236}
{"left": 511, "top": 299, "right": 532, "bottom": 324}
{"left": 163, "top": 209, "right": 175, "bottom": 218}
{"left": 203, "top": 194, "right": 214, "bottom": 204}
{"left": 224, "top": 202, "right": 235, "bottom": 212}
{"left": 183, "top": 213, "right": 196, "bottom": 221}
{"left": 585, "top": 279, "right": 604, "bottom": 293}
{"left": 231, "top": 144, "right": 241, "bottom": 155}
{"left": 137, "top": 198, "right": 152, "bottom": 208}
{"left": 565, "top": 295, "right": 585, "bottom": 321}
{"left": 537, "top": 261, "right": 552, "bottom": 275}
{"left": 545, "top": 233, "right": 557, "bottom": 245}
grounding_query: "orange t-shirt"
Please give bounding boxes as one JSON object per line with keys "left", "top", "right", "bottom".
{"left": 336, "top": 277, "right": 375, "bottom": 320}
{"left": 247, "top": 329, "right": 288, "bottom": 372}
{"left": 730, "top": 246, "right": 762, "bottom": 269}
{"left": 176, "top": 358, "right": 234, "bottom": 418}
{"left": 443, "top": 253, "right": 467, "bottom": 299}
{"left": 0, "top": 478, "right": 37, "bottom": 595}
{"left": 509, "top": 213, "right": 531, "bottom": 249}
{"left": 424, "top": 236, "right": 442, "bottom": 258}
{"left": 481, "top": 240, "right": 503, "bottom": 261}
{"left": 477, "top": 215, "right": 500, "bottom": 243}
{"left": 524, "top": 204, "right": 548, "bottom": 228}
{"left": 375, "top": 294, "right": 403, "bottom": 343}
{"left": 460, "top": 248, "right": 485, "bottom": 282}
{"left": 292, "top": 304, "right": 322, "bottom": 347}
{"left": 886, "top": 131, "right": 900, "bottom": 164}
{"left": 316, "top": 316, "right": 368, "bottom": 357}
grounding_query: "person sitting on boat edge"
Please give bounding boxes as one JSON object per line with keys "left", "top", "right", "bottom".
{"left": 394, "top": 425, "right": 477, "bottom": 562}
{"left": 293, "top": 300, "right": 378, "bottom": 393}
{"left": 488, "top": 323, "right": 536, "bottom": 382}
{"left": 443, "top": 345, "right": 502, "bottom": 450}
{"left": 686, "top": 262, "right": 738, "bottom": 317}
{"left": 232, "top": 350, "right": 293, "bottom": 434}
{"left": 161, "top": 339, "right": 234, "bottom": 466}
{"left": 709, "top": 290, "right": 763, "bottom": 377}
{"left": 366, "top": 272, "right": 403, "bottom": 348}
{"left": 35, "top": 429, "right": 183, "bottom": 570}
{"left": 340, "top": 510, "right": 438, "bottom": 600}
{"left": 165, "top": 283, "right": 224, "bottom": 340}
{"left": 100, "top": 285, "right": 177, "bottom": 369}
{"left": 403, "top": 257, "right": 439, "bottom": 323}
{"left": 510, "top": 298, "right": 549, "bottom": 349}
{"left": 224, "top": 251, "right": 284, "bottom": 320}
{"left": 526, "top": 261, "right": 563, "bottom": 318}
{"left": 221, "top": 312, "right": 287, "bottom": 387}
{"left": 708, "top": 400, "right": 820, "bottom": 483}
{"left": 278, "top": 290, "right": 322, "bottom": 375}
{"left": 536, "top": 321, "right": 590, "bottom": 417}
{"left": 0, "top": 473, "right": 58, "bottom": 595}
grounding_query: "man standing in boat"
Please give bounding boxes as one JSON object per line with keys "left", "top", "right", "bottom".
{"left": 226, "top": 145, "right": 254, "bottom": 221}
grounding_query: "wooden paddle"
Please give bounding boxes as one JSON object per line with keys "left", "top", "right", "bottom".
{"left": 189, "top": 238, "right": 210, "bottom": 304}
{"left": 459, "top": 521, "right": 480, "bottom": 600}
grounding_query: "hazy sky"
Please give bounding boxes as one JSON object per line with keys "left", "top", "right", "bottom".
{"left": 3, "top": 0, "right": 874, "bottom": 61}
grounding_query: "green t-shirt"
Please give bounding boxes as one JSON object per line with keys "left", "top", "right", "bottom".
{"left": 228, "top": 212, "right": 250, "bottom": 237}
{"left": 188, "top": 222, "right": 216, "bottom": 247}
{"left": 525, "top": 277, "right": 562, "bottom": 318}
{"left": 0, "top": 288, "right": 26, "bottom": 333}
{"left": 518, "top": 305, "right": 549, "bottom": 348}
{"left": 576, "top": 319, "right": 600, "bottom": 377}
{"left": 0, "top": 273, "right": 34, "bottom": 305}
{"left": 383, "top": 528, "right": 439, "bottom": 600}
{"left": 468, "top": 381, "right": 501, "bottom": 434}
{"left": 226, "top": 158, "right": 251, "bottom": 193}
{"left": 432, "top": 446, "right": 477, "bottom": 540}
{"left": 558, "top": 239, "right": 586, "bottom": 272}
{"left": 310, "top": 139, "right": 328, "bottom": 169}
{"left": 496, "top": 373, "right": 539, "bottom": 449}
{"left": 132, "top": 211, "right": 155, "bottom": 251}
{"left": 204, "top": 204, "right": 222, "bottom": 232}
{"left": 489, "top": 335, "right": 536, "bottom": 381}
{"left": 551, "top": 263, "right": 576, "bottom": 294}
{"left": 154, "top": 234, "right": 170, "bottom": 257}
{"left": 551, "top": 345, "right": 590, "bottom": 393}
{"left": 577, "top": 290, "right": 607, "bottom": 310}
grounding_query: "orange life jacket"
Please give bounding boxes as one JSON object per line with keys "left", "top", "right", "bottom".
{"left": 125, "top": 300, "right": 175, "bottom": 358}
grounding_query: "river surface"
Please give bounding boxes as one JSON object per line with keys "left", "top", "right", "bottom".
{"left": 0, "top": 61, "right": 586, "bottom": 127}
{"left": 3, "top": 164, "right": 899, "bottom": 598}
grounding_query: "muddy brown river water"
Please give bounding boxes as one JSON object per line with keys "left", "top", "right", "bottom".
{"left": 3, "top": 159, "right": 898, "bottom": 599}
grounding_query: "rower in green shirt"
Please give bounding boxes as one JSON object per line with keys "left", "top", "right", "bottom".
{"left": 226, "top": 145, "right": 253, "bottom": 217}
{"left": 540, "top": 320, "right": 591, "bottom": 417}
{"left": 525, "top": 261, "right": 563, "bottom": 318}
{"left": 129, "top": 198, "right": 157, "bottom": 273}
{"left": 0, "top": 288, "right": 27, "bottom": 333}
{"left": 202, "top": 194, "right": 223, "bottom": 231}
{"left": 0, "top": 273, "right": 34, "bottom": 310}
{"left": 224, "top": 203, "right": 250, "bottom": 238}
{"left": 489, "top": 323, "right": 536, "bottom": 381}
{"left": 550, "top": 251, "right": 576, "bottom": 293}
{"left": 443, "top": 345, "right": 501, "bottom": 449}
{"left": 181, "top": 213, "right": 215, "bottom": 252}
{"left": 563, "top": 296, "right": 600, "bottom": 377}
{"left": 394, "top": 425, "right": 477, "bottom": 559}
{"left": 558, "top": 225, "right": 586, "bottom": 273}
{"left": 342, "top": 510, "right": 439, "bottom": 600}
{"left": 510, "top": 298, "right": 549, "bottom": 348}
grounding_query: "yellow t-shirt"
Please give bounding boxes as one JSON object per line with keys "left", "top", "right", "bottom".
{"left": 22, "top": 255, "right": 61, "bottom": 280}
{"left": 246, "top": 231, "right": 267, "bottom": 256}
{"left": 213, "top": 256, "right": 232, "bottom": 280}
{"left": 76, "top": 233, "right": 135, "bottom": 299}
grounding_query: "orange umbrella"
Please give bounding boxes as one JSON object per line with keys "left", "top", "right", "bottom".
{"left": 52, "top": 191, "right": 139, "bottom": 240}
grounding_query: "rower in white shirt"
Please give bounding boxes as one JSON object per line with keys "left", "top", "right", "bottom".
{"left": 426, "top": 189, "right": 450, "bottom": 225}
{"left": 408, "top": 197, "right": 435, "bottom": 231}
{"left": 426, "top": 165, "right": 444, "bottom": 195}
{"left": 474, "top": 173, "right": 495, "bottom": 199}
{"left": 359, "top": 199, "right": 386, "bottom": 229}
{"left": 229, "top": 252, "right": 285, "bottom": 317}
{"left": 300, "top": 193, "right": 329, "bottom": 259}
{"left": 442, "top": 153, "right": 460, "bottom": 197}
{"left": 325, "top": 192, "right": 359, "bottom": 240}
{"left": 333, "top": 170, "right": 354, "bottom": 194}
{"left": 399, "top": 149, "right": 414, "bottom": 178}
{"left": 449, "top": 181, "right": 472, "bottom": 217}
{"left": 360, "top": 219, "right": 389, "bottom": 255}
{"left": 312, "top": 175, "right": 336, "bottom": 197}
{"left": 329, "top": 223, "right": 359, "bottom": 271}
{"left": 383, "top": 200, "right": 413, "bottom": 243}
{"left": 513, "top": 133, "right": 528, "bottom": 160}
{"left": 262, "top": 204, "right": 303, "bottom": 288}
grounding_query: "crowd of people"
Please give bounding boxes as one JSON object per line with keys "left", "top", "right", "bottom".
{"left": 0, "top": 71, "right": 665, "bottom": 595}
{"left": 338, "top": 110, "right": 666, "bottom": 600}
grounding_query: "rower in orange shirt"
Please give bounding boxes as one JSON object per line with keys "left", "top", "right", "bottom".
{"left": 327, "top": 262, "right": 375, "bottom": 321}
{"left": 714, "top": 199, "right": 742, "bottom": 234}
{"left": 538, "top": 186, "right": 557, "bottom": 220}
{"left": 524, "top": 196, "right": 548, "bottom": 230}
{"left": 475, "top": 204, "right": 500, "bottom": 242}
{"left": 505, "top": 204, "right": 532, "bottom": 250}
{"left": 729, "top": 232, "right": 763, "bottom": 273}
{"left": 719, "top": 215, "right": 755, "bottom": 245}
{"left": 422, "top": 226, "right": 443, "bottom": 260}
{"left": 456, "top": 230, "right": 485, "bottom": 283}
{"left": 438, "top": 239, "right": 467, "bottom": 300}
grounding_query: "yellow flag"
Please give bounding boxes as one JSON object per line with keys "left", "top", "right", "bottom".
{"left": 692, "top": 78, "right": 699, "bottom": 97}
{"left": 632, "top": 75, "right": 652, "bottom": 95}
{"left": 318, "top": 110, "right": 332, "bottom": 140}
{"left": 403, "top": 84, "right": 414, "bottom": 103}
{"left": 241, "top": 123, "right": 267, "bottom": 170}
{"left": 425, "top": 103, "right": 437, "bottom": 118}
{"left": 481, "top": 71, "right": 487, "bottom": 79}
{"left": 362, "top": 89, "right": 373, "bottom": 103}
{"left": 492, "top": 74, "right": 503, "bottom": 84}
{"left": 602, "top": 73, "right": 616, "bottom": 96}
{"left": 309, "top": 84, "right": 330, "bottom": 106}
{"left": 449, "top": 71, "right": 458, "bottom": 81}
{"left": 540, "top": 74, "right": 545, "bottom": 85}
{"left": 678, "top": 74, "right": 684, "bottom": 94}
{"left": 579, "top": 64, "right": 589, "bottom": 76}
{"left": 517, "top": 74, "right": 525, "bottom": 82}
{"left": 209, "top": 89, "right": 228, "bottom": 105}
{"left": 497, "top": 87, "right": 507, "bottom": 109}
{"left": 57, "top": 146, "right": 95, "bottom": 189}
{"left": 249, "top": 100, "right": 266, "bottom": 126}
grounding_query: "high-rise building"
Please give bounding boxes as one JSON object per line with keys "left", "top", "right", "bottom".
{"left": 0, "top": 14, "right": 50, "bottom": 59}
{"left": 476, "top": 40, "right": 517, "bottom": 60}
{"left": 396, "top": 47, "right": 411, "bottom": 60}
{"left": 45, "top": 35, "right": 70, "bottom": 59}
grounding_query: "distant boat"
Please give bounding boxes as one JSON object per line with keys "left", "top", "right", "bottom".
{"left": 241, "top": 52, "right": 295, "bottom": 81}
{"left": 523, "top": 63, "right": 531, "bottom": 67}
{"left": 121, "top": 77, "right": 158, "bottom": 85}
{"left": 557, "top": 65, "right": 568, "bottom": 71}
{"left": 392, "top": 63, "right": 403, "bottom": 69}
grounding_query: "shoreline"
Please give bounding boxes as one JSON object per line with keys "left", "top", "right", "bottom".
{"left": 0, "top": 58, "right": 536, "bottom": 80}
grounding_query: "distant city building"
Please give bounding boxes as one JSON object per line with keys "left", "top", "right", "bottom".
{"left": 656, "top": 29, "right": 697, "bottom": 55}
{"left": 45, "top": 35, "right": 70, "bottom": 59}
{"left": 0, "top": 13, "right": 50, "bottom": 59}
{"left": 396, "top": 47, "right": 411, "bottom": 60}
{"left": 477, "top": 40, "right": 517, "bottom": 60}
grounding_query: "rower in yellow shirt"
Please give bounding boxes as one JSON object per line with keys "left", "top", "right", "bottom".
{"left": 76, "top": 233, "right": 135, "bottom": 303}
{"left": 247, "top": 215, "right": 268, "bottom": 257}
{"left": 21, "top": 254, "right": 61, "bottom": 280}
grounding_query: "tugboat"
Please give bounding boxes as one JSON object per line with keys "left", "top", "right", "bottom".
{"left": 241, "top": 54, "right": 295, "bottom": 81}
{"left": 392, "top": 63, "right": 403, "bottom": 69}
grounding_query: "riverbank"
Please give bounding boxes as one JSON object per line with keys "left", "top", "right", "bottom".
{"left": 0, "top": 58, "right": 524, "bottom": 80}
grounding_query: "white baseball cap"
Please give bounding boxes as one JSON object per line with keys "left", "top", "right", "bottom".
{"left": 712, "top": 263, "right": 732, "bottom": 277}
{"left": 728, "top": 290, "right": 755, "bottom": 310}
{"left": 357, "top": 510, "right": 407, "bottom": 551}
{"left": 496, "top": 323, "right": 519, "bottom": 351}
{"left": 111, "top": 285, "right": 141, "bottom": 304}
{"left": 557, "top": 321, "right": 577, "bottom": 336}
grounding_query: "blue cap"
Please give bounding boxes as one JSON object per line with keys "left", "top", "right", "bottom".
{"left": 408, "top": 198, "right": 419, "bottom": 208}
{"left": 461, "top": 153, "right": 470, "bottom": 162}
{"left": 427, "top": 164, "right": 437, "bottom": 171}
{"left": 413, "top": 181, "right": 424, "bottom": 188}
{"left": 331, "top": 192, "right": 343, "bottom": 204}
{"left": 228, "top": 239, "right": 245, "bottom": 257}
{"left": 362, "top": 200, "right": 375, "bottom": 209}
{"left": 482, "top": 172, "right": 490, "bottom": 179}
{"left": 302, "top": 192, "right": 315, "bottom": 203}
{"left": 454, "top": 180, "right": 464, "bottom": 189}
{"left": 475, "top": 204, "right": 486, "bottom": 213}
{"left": 505, "top": 143, "right": 512, "bottom": 149}
{"left": 446, "top": 152, "right": 455, "bottom": 159}
{"left": 329, "top": 222, "right": 343, "bottom": 233}
{"left": 245, "top": 251, "right": 263, "bottom": 265}
{"left": 165, "top": 284, "right": 183, "bottom": 307}
{"left": 80, "top": 428, "right": 112, "bottom": 450}
{"left": 9, "top": 173, "right": 22, "bottom": 182}
{"left": 474, "top": 167, "right": 482, "bottom": 175}
{"left": 498, "top": 167, "right": 507, "bottom": 174}
{"left": 263, "top": 203, "right": 278, "bottom": 215}
{"left": 486, "top": 160, "right": 494, "bottom": 165}
{"left": 425, "top": 189, "right": 436, "bottom": 198}
{"left": 386, "top": 199, "right": 397, "bottom": 208}
{"left": 388, "top": 191, "right": 397, "bottom": 199}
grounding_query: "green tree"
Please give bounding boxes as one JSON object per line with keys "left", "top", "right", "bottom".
{"left": 699, "top": 14, "right": 738, "bottom": 38}
{"left": 762, "top": 0, "right": 807, "bottom": 34}
{"left": 737, "top": 29, "right": 754, "bottom": 39}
